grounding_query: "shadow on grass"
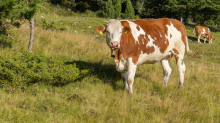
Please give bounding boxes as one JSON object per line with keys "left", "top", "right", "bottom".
{"left": 188, "top": 36, "right": 199, "bottom": 43}
{"left": 53, "top": 60, "right": 122, "bottom": 90}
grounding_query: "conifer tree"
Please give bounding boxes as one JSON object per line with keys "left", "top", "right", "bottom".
{"left": 125, "top": 0, "right": 135, "bottom": 19}
{"left": 113, "top": 0, "right": 121, "bottom": 18}
{"left": 104, "top": 0, "right": 115, "bottom": 18}
{"left": 0, "top": 0, "right": 41, "bottom": 52}
{"left": 0, "top": 0, "right": 41, "bottom": 33}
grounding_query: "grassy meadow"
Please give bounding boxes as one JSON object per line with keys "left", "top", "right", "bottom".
{"left": 1, "top": 2, "right": 220, "bottom": 122}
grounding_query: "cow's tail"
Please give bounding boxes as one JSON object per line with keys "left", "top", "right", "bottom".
{"left": 185, "top": 36, "right": 199, "bottom": 56}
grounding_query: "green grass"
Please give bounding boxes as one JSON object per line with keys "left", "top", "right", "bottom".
{"left": 0, "top": 2, "right": 220, "bottom": 122}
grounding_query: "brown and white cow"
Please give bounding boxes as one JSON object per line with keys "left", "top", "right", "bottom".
{"left": 96, "top": 18, "right": 198, "bottom": 94}
{"left": 193, "top": 26, "right": 215, "bottom": 44}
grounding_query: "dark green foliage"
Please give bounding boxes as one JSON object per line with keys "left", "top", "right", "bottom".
{"left": 124, "top": 0, "right": 135, "bottom": 19}
{"left": 215, "top": 15, "right": 220, "bottom": 25}
{"left": 113, "top": 0, "right": 121, "bottom": 18}
{"left": 0, "top": 51, "right": 93, "bottom": 86}
{"left": 40, "top": 19, "right": 58, "bottom": 30}
{"left": 103, "top": 0, "right": 115, "bottom": 18}
{"left": 37, "top": 19, "right": 68, "bottom": 31}
{"left": 47, "top": 0, "right": 220, "bottom": 25}
{"left": 135, "top": 0, "right": 146, "bottom": 14}
{"left": 0, "top": 0, "right": 41, "bottom": 33}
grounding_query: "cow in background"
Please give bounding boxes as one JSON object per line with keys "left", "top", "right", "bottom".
{"left": 193, "top": 26, "right": 215, "bottom": 44}
{"left": 96, "top": 18, "right": 198, "bottom": 94}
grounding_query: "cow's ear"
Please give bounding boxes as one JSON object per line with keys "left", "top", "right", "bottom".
{"left": 95, "top": 26, "right": 106, "bottom": 34}
{"left": 122, "top": 26, "right": 130, "bottom": 34}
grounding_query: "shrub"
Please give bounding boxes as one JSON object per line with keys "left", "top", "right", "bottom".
{"left": 40, "top": 19, "right": 58, "bottom": 30}
{"left": 207, "top": 19, "right": 215, "bottom": 26}
{"left": 124, "top": 0, "right": 135, "bottom": 19}
{"left": 96, "top": 10, "right": 105, "bottom": 17}
{"left": 103, "top": 0, "right": 115, "bottom": 18}
{"left": 0, "top": 51, "right": 93, "bottom": 86}
{"left": 84, "top": 10, "right": 96, "bottom": 17}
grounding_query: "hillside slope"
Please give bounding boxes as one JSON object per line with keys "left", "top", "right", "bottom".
{"left": 0, "top": 2, "right": 220, "bottom": 122}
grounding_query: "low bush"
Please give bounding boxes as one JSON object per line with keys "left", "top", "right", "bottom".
{"left": 40, "top": 19, "right": 58, "bottom": 30}
{"left": 0, "top": 51, "right": 93, "bottom": 87}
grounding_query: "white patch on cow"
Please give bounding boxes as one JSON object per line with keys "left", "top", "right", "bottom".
{"left": 136, "top": 34, "right": 162, "bottom": 65}
{"left": 105, "top": 19, "right": 123, "bottom": 47}
{"left": 126, "top": 58, "right": 137, "bottom": 93}
{"left": 166, "top": 22, "right": 185, "bottom": 55}
{"left": 126, "top": 20, "right": 146, "bottom": 43}
{"left": 160, "top": 33, "right": 162, "bottom": 37}
{"left": 147, "top": 35, "right": 154, "bottom": 46}
{"left": 202, "top": 28, "right": 206, "bottom": 35}
{"left": 201, "top": 28, "right": 208, "bottom": 38}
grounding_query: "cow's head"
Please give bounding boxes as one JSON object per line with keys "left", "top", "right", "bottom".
{"left": 95, "top": 19, "right": 130, "bottom": 51}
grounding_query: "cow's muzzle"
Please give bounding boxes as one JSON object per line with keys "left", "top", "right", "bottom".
{"left": 110, "top": 41, "right": 120, "bottom": 50}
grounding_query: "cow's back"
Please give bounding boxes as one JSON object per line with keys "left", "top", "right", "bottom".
{"left": 116, "top": 18, "right": 187, "bottom": 65}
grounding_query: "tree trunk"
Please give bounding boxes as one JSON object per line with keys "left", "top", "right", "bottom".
{"left": 28, "top": 16, "right": 34, "bottom": 52}
{"left": 180, "top": 16, "right": 184, "bottom": 24}
{"left": 138, "top": 0, "right": 145, "bottom": 13}
{"left": 71, "top": 0, "right": 76, "bottom": 10}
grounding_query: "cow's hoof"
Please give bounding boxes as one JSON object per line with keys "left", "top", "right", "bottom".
{"left": 178, "top": 85, "right": 184, "bottom": 89}
{"left": 163, "top": 83, "right": 167, "bottom": 88}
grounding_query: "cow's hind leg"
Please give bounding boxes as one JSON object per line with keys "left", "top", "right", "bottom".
{"left": 121, "top": 72, "right": 129, "bottom": 91}
{"left": 174, "top": 55, "right": 186, "bottom": 89}
{"left": 161, "top": 58, "right": 172, "bottom": 87}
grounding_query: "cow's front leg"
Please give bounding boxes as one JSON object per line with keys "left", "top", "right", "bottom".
{"left": 198, "top": 34, "right": 201, "bottom": 43}
{"left": 204, "top": 37, "right": 206, "bottom": 43}
{"left": 121, "top": 72, "right": 128, "bottom": 91}
{"left": 126, "top": 58, "right": 137, "bottom": 94}
{"left": 209, "top": 37, "right": 212, "bottom": 45}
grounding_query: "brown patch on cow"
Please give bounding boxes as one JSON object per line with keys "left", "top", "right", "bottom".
{"left": 134, "top": 19, "right": 175, "bottom": 53}
{"left": 132, "top": 19, "right": 171, "bottom": 53}
{"left": 172, "top": 48, "right": 179, "bottom": 55}
{"left": 138, "top": 34, "right": 147, "bottom": 44}
{"left": 145, "top": 46, "right": 155, "bottom": 55}
{"left": 127, "top": 78, "right": 133, "bottom": 85}
{"left": 170, "top": 34, "right": 172, "bottom": 38}
{"left": 174, "top": 56, "right": 179, "bottom": 64}
{"left": 136, "top": 26, "right": 140, "bottom": 31}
